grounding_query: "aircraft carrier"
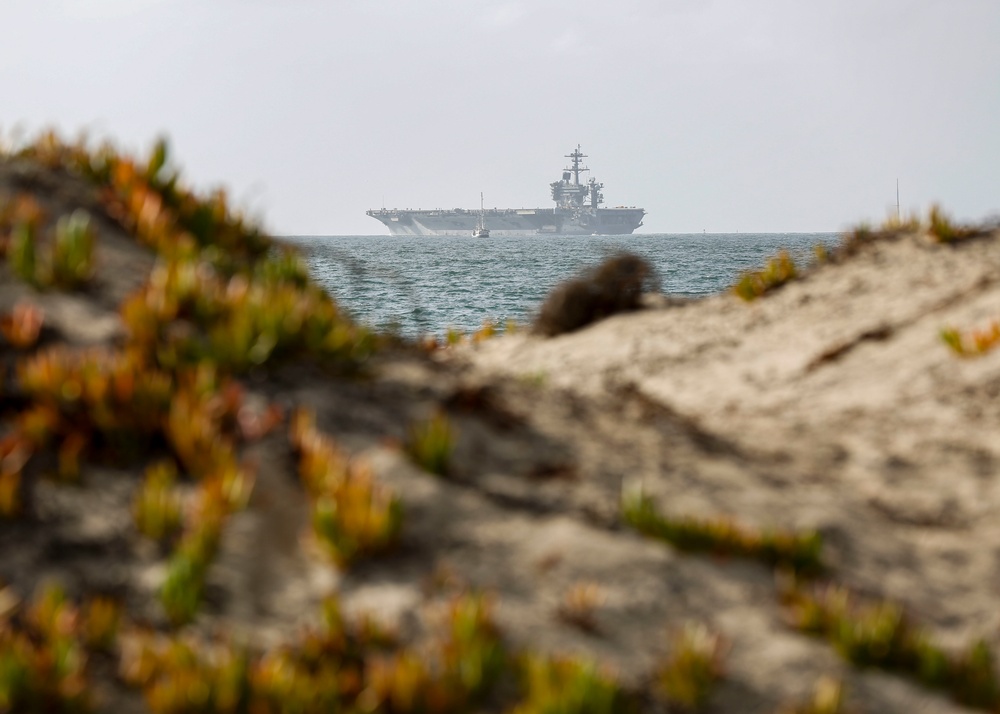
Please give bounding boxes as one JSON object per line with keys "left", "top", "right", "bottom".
{"left": 366, "top": 146, "right": 645, "bottom": 236}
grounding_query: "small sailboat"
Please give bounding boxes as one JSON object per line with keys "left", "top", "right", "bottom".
{"left": 473, "top": 193, "right": 490, "bottom": 237}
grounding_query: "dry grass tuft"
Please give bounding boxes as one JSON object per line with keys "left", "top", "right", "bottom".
{"left": 732, "top": 250, "right": 798, "bottom": 302}
{"left": 533, "top": 253, "right": 659, "bottom": 337}
{"left": 927, "top": 204, "right": 985, "bottom": 244}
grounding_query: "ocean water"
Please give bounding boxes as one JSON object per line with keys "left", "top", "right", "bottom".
{"left": 283, "top": 233, "right": 841, "bottom": 337}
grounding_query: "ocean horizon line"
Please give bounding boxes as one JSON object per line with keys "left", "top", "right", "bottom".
{"left": 280, "top": 230, "right": 841, "bottom": 239}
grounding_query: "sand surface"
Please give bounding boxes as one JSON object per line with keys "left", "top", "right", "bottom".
{"left": 3, "top": 154, "right": 999, "bottom": 711}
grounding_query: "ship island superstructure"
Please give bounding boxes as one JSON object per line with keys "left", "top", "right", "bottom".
{"left": 366, "top": 146, "right": 645, "bottom": 236}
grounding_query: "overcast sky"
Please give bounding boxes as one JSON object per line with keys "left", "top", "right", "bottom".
{"left": 3, "top": 0, "right": 998, "bottom": 234}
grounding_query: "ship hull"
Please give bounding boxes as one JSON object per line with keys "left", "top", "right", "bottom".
{"left": 366, "top": 207, "right": 644, "bottom": 236}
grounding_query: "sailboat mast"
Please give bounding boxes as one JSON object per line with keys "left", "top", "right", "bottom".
{"left": 472, "top": 192, "right": 490, "bottom": 237}
{"left": 896, "top": 179, "right": 900, "bottom": 221}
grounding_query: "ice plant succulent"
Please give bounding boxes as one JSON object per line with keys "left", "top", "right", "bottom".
{"left": 0, "top": 301, "right": 44, "bottom": 350}
{"left": 0, "top": 131, "right": 397, "bottom": 687}
{"left": 5, "top": 199, "right": 97, "bottom": 290}
{"left": 622, "top": 487, "right": 824, "bottom": 576}
{"left": 56, "top": 430, "right": 87, "bottom": 482}
{"left": 940, "top": 319, "right": 1000, "bottom": 357}
{"left": 119, "top": 633, "right": 252, "bottom": 714}
{"left": 82, "top": 596, "right": 122, "bottom": 654}
{"left": 12, "top": 131, "right": 375, "bottom": 375}
{"left": 291, "top": 409, "right": 402, "bottom": 568}
{"left": 366, "top": 592, "right": 506, "bottom": 712}
{"left": 133, "top": 460, "right": 184, "bottom": 542}
{"left": 163, "top": 368, "right": 243, "bottom": 478}
{"left": 158, "top": 494, "right": 224, "bottom": 626}
{"left": 51, "top": 210, "right": 96, "bottom": 289}
{"left": 0, "top": 583, "right": 95, "bottom": 713}
{"left": 779, "top": 676, "right": 848, "bottom": 714}
{"left": 0, "top": 433, "right": 32, "bottom": 518}
{"left": 158, "top": 460, "right": 254, "bottom": 626}
{"left": 405, "top": 410, "right": 456, "bottom": 477}
{"left": 310, "top": 460, "right": 403, "bottom": 567}
{"left": 152, "top": 375, "right": 255, "bottom": 624}
{"left": 511, "top": 654, "right": 627, "bottom": 714}
{"left": 0, "top": 193, "right": 10, "bottom": 252}
{"left": 7, "top": 196, "right": 43, "bottom": 286}
{"left": 656, "top": 623, "right": 727, "bottom": 711}
{"left": 120, "top": 590, "right": 504, "bottom": 714}
{"left": 557, "top": 581, "right": 605, "bottom": 633}
{"left": 782, "top": 580, "right": 1000, "bottom": 710}
{"left": 120, "top": 250, "right": 375, "bottom": 373}
{"left": 17, "top": 345, "right": 173, "bottom": 443}
{"left": 14, "top": 132, "right": 268, "bottom": 268}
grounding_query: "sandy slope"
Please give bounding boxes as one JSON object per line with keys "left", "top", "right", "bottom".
{"left": 3, "top": 154, "right": 999, "bottom": 711}
{"left": 468, "top": 228, "right": 1000, "bottom": 652}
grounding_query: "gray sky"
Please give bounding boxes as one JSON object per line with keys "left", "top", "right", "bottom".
{"left": 3, "top": 0, "right": 998, "bottom": 234}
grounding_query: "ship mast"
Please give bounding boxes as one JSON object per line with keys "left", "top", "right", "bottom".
{"left": 551, "top": 145, "right": 597, "bottom": 210}
{"left": 565, "top": 145, "right": 589, "bottom": 185}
